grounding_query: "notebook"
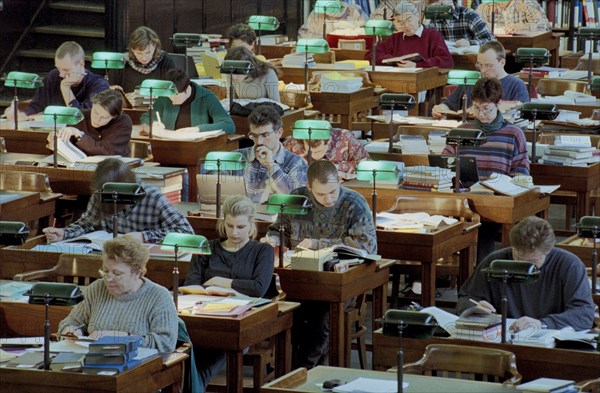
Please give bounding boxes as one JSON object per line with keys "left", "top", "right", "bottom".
{"left": 200, "top": 52, "right": 224, "bottom": 80}
{"left": 428, "top": 155, "right": 480, "bottom": 188}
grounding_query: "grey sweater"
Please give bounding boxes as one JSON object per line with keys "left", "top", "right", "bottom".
{"left": 59, "top": 278, "right": 178, "bottom": 352}
{"left": 457, "top": 247, "right": 595, "bottom": 330}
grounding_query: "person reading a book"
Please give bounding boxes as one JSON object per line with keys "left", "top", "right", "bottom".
{"left": 298, "top": 2, "right": 368, "bottom": 39}
{"left": 58, "top": 235, "right": 178, "bottom": 352}
{"left": 183, "top": 195, "right": 275, "bottom": 391}
{"left": 4, "top": 41, "right": 109, "bottom": 121}
{"left": 224, "top": 46, "right": 281, "bottom": 102}
{"left": 108, "top": 26, "right": 176, "bottom": 93}
{"left": 432, "top": 41, "right": 529, "bottom": 119}
{"left": 43, "top": 158, "right": 193, "bottom": 243}
{"left": 283, "top": 127, "right": 370, "bottom": 179}
{"left": 476, "top": 0, "right": 551, "bottom": 34}
{"left": 263, "top": 160, "right": 376, "bottom": 369}
{"left": 46, "top": 89, "right": 133, "bottom": 157}
{"left": 457, "top": 216, "right": 595, "bottom": 331}
{"left": 364, "top": 1, "right": 453, "bottom": 68}
{"left": 236, "top": 105, "right": 308, "bottom": 203}
{"left": 140, "top": 68, "right": 235, "bottom": 134}
{"left": 425, "top": 0, "right": 494, "bottom": 47}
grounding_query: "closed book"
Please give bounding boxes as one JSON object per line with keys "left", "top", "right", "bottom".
{"left": 88, "top": 335, "right": 143, "bottom": 354}
{"left": 545, "top": 149, "right": 593, "bottom": 159}
{"left": 518, "top": 378, "right": 575, "bottom": 393}
{"left": 84, "top": 350, "right": 138, "bottom": 365}
{"left": 401, "top": 180, "right": 452, "bottom": 189}
{"left": 82, "top": 358, "right": 142, "bottom": 375}
{"left": 50, "top": 352, "right": 86, "bottom": 371}
{"left": 5, "top": 351, "right": 49, "bottom": 369}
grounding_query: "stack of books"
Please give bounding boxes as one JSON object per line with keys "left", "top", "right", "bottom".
{"left": 402, "top": 165, "right": 453, "bottom": 192}
{"left": 428, "top": 130, "right": 447, "bottom": 154}
{"left": 282, "top": 53, "right": 315, "bottom": 68}
{"left": 518, "top": 378, "right": 576, "bottom": 393}
{"left": 82, "top": 336, "right": 144, "bottom": 375}
{"left": 518, "top": 66, "right": 567, "bottom": 79}
{"left": 454, "top": 309, "right": 502, "bottom": 342}
{"left": 540, "top": 145, "right": 596, "bottom": 167}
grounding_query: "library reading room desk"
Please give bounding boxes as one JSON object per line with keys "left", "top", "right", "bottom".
{"left": 0, "top": 299, "right": 297, "bottom": 393}
{"left": 262, "top": 366, "right": 520, "bottom": 393}
{"left": 496, "top": 31, "right": 560, "bottom": 68}
{"left": 0, "top": 190, "right": 59, "bottom": 227}
{"left": 372, "top": 332, "right": 600, "bottom": 382}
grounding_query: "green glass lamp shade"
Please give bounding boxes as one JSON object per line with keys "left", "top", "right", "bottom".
{"left": 99, "top": 182, "right": 146, "bottom": 204}
{"left": 314, "top": 0, "right": 344, "bottom": 14}
{"left": 514, "top": 48, "right": 550, "bottom": 65}
{"left": 248, "top": 15, "right": 280, "bottom": 31}
{"left": 90, "top": 52, "right": 125, "bottom": 69}
{"left": 591, "top": 76, "right": 600, "bottom": 92}
{"left": 446, "top": 128, "right": 486, "bottom": 146}
{"left": 4, "top": 71, "right": 43, "bottom": 89}
{"left": 379, "top": 93, "right": 416, "bottom": 110}
{"left": 159, "top": 233, "right": 211, "bottom": 254}
{"left": 355, "top": 160, "right": 398, "bottom": 182}
{"left": 447, "top": 70, "right": 481, "bottom": 86}
{"left": 265, "top": 194, "right": 311, "bottom": 215}
{"left": 577, "top": 216, "right": 600, "bottom": 238}
{"left": 292, "top": 119, "right": 332, "bottom": 140}
{"left": 296, "top": 38, "right": 330, "bottom": 53}
{"left": 204, "top": 151, "right": 246, "bottom": 171}
{"left": 171, "top": 33, "right": 203, "bottom": 47}
{"left": 520, "top": 102, "right": 559, "bottom": 121}
{"left": 220, "top": 60, "right": 254, "bottom": 74}
{"left": 578, "top": 27, "right": 600, "bottom": 39}
{"left": 364, "top": 20, "right": 394, "bottom": 36}
{"left": 43, "top": 106, "right": 84, "bottom": 125}
{"left": 378, "top": 310, "right": 438, "bottom": 339}
{"left": 139, "top": 79, "right": 178, "bottom": 97}
{"left": 424, "top": 5, "right": 453, "bottom": 20}
{"left": 0, "top": 221, "right": 30, "bottom": 245}
{"left": 484, "top": 260, "right": 540, "bottom": 283}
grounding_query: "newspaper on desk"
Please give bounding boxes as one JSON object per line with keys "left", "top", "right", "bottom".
{"left": 376, "top": 212, "right": 458, "bottom": 232}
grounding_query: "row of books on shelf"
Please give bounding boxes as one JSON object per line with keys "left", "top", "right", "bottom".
{"left": 540, "top": 0, "right": 599, "bottom": 29}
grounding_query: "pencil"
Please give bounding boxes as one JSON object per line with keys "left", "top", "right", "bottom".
{"left": 156, "top": 111, "right": 162, "bottom": 125}
{"left": 469, "top": 298, "right": 481, "bottom": 307}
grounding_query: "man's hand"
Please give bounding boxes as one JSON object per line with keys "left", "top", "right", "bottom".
{"left": 57, "top": 127, "right": 81, "bottom": 142}
{"left": 476, "top": 300, "right": 496, "bottom": 313}
{"left": 509, "top": 316, "right": 542, "bottom": 332}
{"left": 255, "top": 146, "right": 275, "bottom": 169}
{"left": 204, "top": 276, "right": 233, "bottom": 288}
{"left": 397, "top": 60, "right": 416, "bottom": 68}
{"left": 43, "top": 227, "right": 65, "bottom": 243}
{"left": 432, "top": 104, "right": 450, "bottom": 119}
{"left": 297, "top": 238, "right": 317, "bottom": 250}
{"left": 60, "top": 72, "right": 84, "bottom": 106}
{"left": 455, "top": 38, "right": 470, "bottom": 48}
{"left": 60, "top": 325, "right": 84, "bottom": 341}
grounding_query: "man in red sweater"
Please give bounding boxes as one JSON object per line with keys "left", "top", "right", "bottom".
{"left": 365, "top": 1, "right": 453, "bottom": 68}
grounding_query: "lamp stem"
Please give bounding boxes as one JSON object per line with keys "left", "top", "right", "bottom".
{"left": 44, "top": 293, "right": 52, "bottom": 370}
{"left": 528, "top": 57, "right": 534, "bottom": 100}
{"left": 53, "top": 114, "right": 58, "bottom": 168}
{"left": 173, "top": 244, "right": 180, "bottom": 309}
{"left": 229, "top": 73, "right": 235, "bottom": 113}
{"left": 149, "top": 88, "right": 154, "bottom": 139}
{"left": 491, "top": 0, "right": 495, "bottom": 34}
{"left": 531, "top": 111, "right": 537, "bottom": 164}
{"left": 587, "top": 45, "right": 593, "bottom": 89}
{"left": 13, "top": 85, "right": 19, "bottom": 131}
{"left": 388, "top": 107, "right": 395, "bottom": 153}
{"left": 304, "top": 48, "right": 309, "bottom": 92}
{"left": 461, "top": 89, "right": 467, "bottom": 124}
{"left": 307, "top": 128, "right": 313, "bottom": 165}
{"left": 372, "top": 34, "right": 377, "bottom": 72}
{"left": 454, "top": 146, "right": 461, "bottom": 193}
{"left": 397, "top": 322, "right": 405, "bottom": 393}
{"left": 104, "top": 59, "right": 109, "bottom": 81}
{"left": 372, "top": 171, "right": 377, "bottom": 227}
{"left": 501, "top": 273, "right": 508, "bottom": 343}
{"left": 216, "top": 160, "right": 222, "bottom": 218}
{"left": 112, "top": 191, "right": 119, "bottom": 238}
{"left": 322, "top": 8, "right": 327, "bottom": 39}
{"left": 278, "top": 204, "right": 285, "bottom": 268}
{"left": 592, "top": 226, "right": 598, "bottom": 294}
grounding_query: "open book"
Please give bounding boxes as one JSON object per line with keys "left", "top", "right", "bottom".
{"left": 178, "top": 285, "right": 239, "bottom": 297}
{"left": 151, "top": 128, "right": 225, "bottom": 141}
{"left": 48, "top": 230, "right": 113, "bottom": 252}
{"left": 382, "top": 53, "right": 423, "bottom": 64}
{"left": 55, "top": 138, "right": 88, "bottom": 163}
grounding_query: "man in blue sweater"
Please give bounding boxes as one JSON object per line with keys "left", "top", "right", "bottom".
{"left": 432, "top": 40, "right": 530, "bottom": 119}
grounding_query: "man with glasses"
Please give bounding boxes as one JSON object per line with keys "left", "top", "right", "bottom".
{"left": 432, "top": 40, "right": 529, "bottom": 119}
{"left": 237, "top": 105, "right": 308, "bottom": 203}
{"left": 4, "top": 41, "right": 109, "bottom": 120}
{"left": 426, "top": 0, "right": 494, "bottom": 47}
{"left": 457, "top": 216, "right": 594, "bottom": 331}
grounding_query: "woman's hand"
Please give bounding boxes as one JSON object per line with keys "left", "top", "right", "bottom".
{"left": 43, "top": 227, "right": 65, "bottom": 243}
{"left": 204, "top": 277, "right": 233, "bottom": 288}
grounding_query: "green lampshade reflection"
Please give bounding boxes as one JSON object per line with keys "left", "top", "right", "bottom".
{"left": 314, "top": 0, "right": 344, "bottom": 14}
{"left": 4, "top": 71, "right": 43, "bottom": 89}
{"left": 296, "top": 38, "right": 330, "bottom": 53}
{"left": 0, "top": 221, "right": 29, "bottom": 235}
{"left": 90, "top": 52, "right": 125, "bottom": 69}
{"left": 355, "top": 161, "right": 398, "bottom": 182}
{"left": 447, "top": 70, "right": 481, "bottom": 85}
{"left": 265, "top": 194, "right": 311, "bottom": 215}
{"left": 364, "top": 20, "right": 394, "bottom": 36}
{"left": 139, "top": 79, "right": 178, "bottom": 97}
{"left": 159, "top": 233, "right": 211, "bottom": 254}
{"left": 514, "top": 48, "right": 550, "bottom": 65}
{"left": 424, "top": 5, "right": 453, "bottom": 20}
{"left": 591, "top": 76, "right": 600, "bottom": 91}
{"left": 171, "top": 33, "right": 202, "bottom": 47}
{"left": 220, "top": 60, "right": 254, "bottom": 74}
{"left": 248, "top": 15, "right": 280, "bottom": 31}
{"left": 204, "top": 151, "right": 246, "bottom": 171}
{"left": 43, "top": 106, "right": 84, "bottom": 125}
{"left": 292, "top": 120, "right": 332, "bottom": 140}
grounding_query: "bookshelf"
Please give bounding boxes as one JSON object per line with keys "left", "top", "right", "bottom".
{"left": 540, "top": 0, "right": 600, "bottom": 51}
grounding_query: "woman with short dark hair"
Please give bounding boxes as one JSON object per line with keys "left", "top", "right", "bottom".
{"left": 224, "top": 46, "right": 281, "bottom": 102}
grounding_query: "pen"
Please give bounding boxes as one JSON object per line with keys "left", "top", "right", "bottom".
{"left": 469, "top": 298, "right": 481, "bottom": 307}
{"left": 156, "top": 111, "right": 163, "bottom": 125}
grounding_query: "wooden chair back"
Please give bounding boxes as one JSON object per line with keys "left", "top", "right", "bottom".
{"left": 536, "top": 79, "right": 590, "bottom": 96}
{"left": 576, "top": 378, "right": 600, "bottom": 393}
{"left": 0, "top": 171, "right": 51, "bottom": 193}
{"left": 403, "top": 344, "right": 522, "bottom": 386}
{"left": 13, "top": 254, "right": 103, "bottom": 286}
{"left": 129, "top": 140, "right": 153, "bottom": 161}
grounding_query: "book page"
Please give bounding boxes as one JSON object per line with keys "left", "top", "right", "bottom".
{"left": 55, "top": 138, "right": 87, "bottom": 162}
{"left": 480, "top": 173, "right": 529, "bottom": 196}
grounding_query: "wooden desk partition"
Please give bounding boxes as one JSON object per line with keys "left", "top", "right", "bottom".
{"left": 496, "top": 32, "right": 560, "bottom": 68}
{"left": 0, "top": 128, "right": 49, "bottom": 155}
{"left": 372, "top": 331, "right": 600, "bottom": 382}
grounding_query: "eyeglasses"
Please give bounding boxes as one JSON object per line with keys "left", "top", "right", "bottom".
{"left": 248, "top": 129, "right": 277, "bottom": 141}
{"left": 475, "top": 62, "right": 497, "bottom": 70}
{"left": 472, "top": 104, "right": 497, "bottom": 115}
{"left": 98, "top": 269, "right": 128, "bottom": 281}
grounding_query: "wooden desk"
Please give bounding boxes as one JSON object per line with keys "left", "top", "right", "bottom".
{"left": 530, "top": 162, "right": 600, "bottom": 224}
{"left": 346, "top": 182, "right": 551, "bottom": 247}
{"left": 372, "top": 331, "right": 600, "bottom": 382}
{"left": 262, "top": 366, "right": 519, "bottom": 393}
{"left": 309, "top": 87, "right": 378, "bottom": 130}
{"left": 131, "top": 129, "right": 239, "bottom": 202}
{"left": 275, "top": 259, "right": 394, "bottom": 368}
{"left": 231, "top": 108, "right": 305, "bottom": 138}
{"left": 0, "top": 190, "right": 59, "bottom": 228}
{"left": 0, "top": 128, "right": 49, "bottom": 155}
{"left": 496, "top": 32, "right": 560, "bottom": 68}
{"left": 331, "top": 48, "right": 368, "bottom": 61}
{"left": 261, "top": 45, "right": 295, "bottom": 60}
{"left": 547, "top": 100, "right": 600, "bottom": 118}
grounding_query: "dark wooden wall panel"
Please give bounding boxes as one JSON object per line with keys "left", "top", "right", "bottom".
{"left": 0, "top": 0, "right": 45, "bottom": 68}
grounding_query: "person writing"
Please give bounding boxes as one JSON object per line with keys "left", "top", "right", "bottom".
{"left": 184, "top": 195, "right": 274, "bottom": 391}
{"left": 46, "top": 89, "right": 132, "bottom": 157}
{"left": 237, "top": 105, "right": 308, "bottom": 203}
{"left": 4, "top": 41, "right": 108, "bottom": 120}
{"left": 43, "top": 158, "right": 194, "bottom": 243}
{"left": 457, "top": 216, "right": 595, "bottom": 331}
{"left": 298, "top": 2, "right": 368, "bottom": 38}
{"left": 58, "top": 235, "right": 178, "bottom": 352}
{"left": 365, "top": 1, "right": 453, "bottom": 69}
{"left": 264, "top": 160, "right": 376, "bottom": 368}
{"left": 109, "top": 26, "right": 176, "bottom": 93}
{"left": 224, "top": 46, "right": 281, "bottom": 102}
{"left": 140, "top": 68, "right": 235, "bottom": 134}
{"left": 432, "top": 41, "right": 529, "bottom": 119}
